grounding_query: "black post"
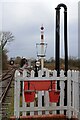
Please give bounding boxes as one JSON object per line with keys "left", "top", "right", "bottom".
{"left": 64, "top": 10, "right": 68, "bottom": 76}
{"left": 55, "top": 3, "right": 68, "bottom": 76}
{"left": 55, "top": 8, "right": 60, "bottom": 77}
{"left": 34, "top": 61, "right": 38, "bottom": 77}
{"left": 55, "top": 3, "right": 68, "bottom": 109}
{"left": 64, "top": 9, "right": 68, "bottom": 107}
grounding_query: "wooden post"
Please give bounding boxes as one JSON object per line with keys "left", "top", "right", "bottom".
{"left": 72, "top": 70, "right": 75, "bottom": 115}
{"left": 51, "top": 70, "right": 57, "bottom": 114}
{"left": 14, "top": 70, "right": 20, "bottom": 118}
{"left": 38, "top": 70, "right": 42, "bottom": 115}
{"left": 44, "top": 69, "right": 49, "bottom": 114}
{"left": 22, "top": 70, "right": 27, "bottom": 116}
{"left": 73, "top": 71, "right": 79, "bottom": 117}
{"left": 60, "top": 70, "right": 65, "bottom": 114}
{"left": 14, "top": 70, "right": 20, "bottom": 116}
{"left": 67, "top": 70, "right": 71, "bottom": 118}
{"left": 30, "top": 70, "right": 35, "bottom": 115}
{"left": 75, "top": 71, "right": 79, "bottom": 113}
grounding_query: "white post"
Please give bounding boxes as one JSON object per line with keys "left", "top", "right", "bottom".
{"left": 67, "top": 70, "right": 71, "bottom": 118}
{"left": 41, "top": 58, "right": 44, "bottom": 71}
{"left": 72, "top": 70, "right": 75, "bottom": 114}
{"left": 75, "top": 71, "right": 79, "bottom": 113}
{"left": 44, "top": 69, "right": 49, "bottom": 114}
{"left": 22, "top": 70, "right": 27, "bottom": 116}
{"left": 72, "top": 70, "right": 79, "bottom": 117}
{"left": 74, "top": 71, "right": 79, "bottom": 117}
{"left": 38, "top": 70, "right": 43, "bottom": 115}
{"left": 30, "top": 70, "right": 35, "bottom": 115}
{"left": 51, "top": 70, "right": 57, "bottom": 114}
{"left": 60, "top": 70, "right": 65, "bottom": 114}
{"left": 14, "top": 70, "right": 20, "bottom": 117}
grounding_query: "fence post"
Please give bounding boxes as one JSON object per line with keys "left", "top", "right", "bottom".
{"left": 14, "top": 70, "right": 20, "bottom": 116}
{"left": 14, "top": 70, "right": 20, "bottom": 118}
{"left": 30, "top": 70, "right": 35, "bottom": 115}
{"left": 72, "top": 70, "right": 79, "bottom": 117}
{"left": 72, "top": 70, "right": 75, "bottom": 115}
{"left": 38, "top": 70, "right": 43, "bottom": 115}
{"left": 22, "top": 69, "right": 27, "bottom": 116}
{"left": 51, "top": 70, "right": 57, "bottom": 114}
{"left": 44, "top": 69, "right": 49, "bottom": 114}
{"left": 67, "top": 70, "right": 71, "bottom": 118}
{"left": 75, "top": 71, "right": 79, "bottom": 113}
{"left": 74, "top": 71, "right": 79, "bottom": 117}
{"left": 60, "top": 70, "right": 65, "bottom": 114}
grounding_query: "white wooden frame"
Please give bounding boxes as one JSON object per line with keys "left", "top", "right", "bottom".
{"left": 14, "top": 69, "right": 79, "bottom": 119}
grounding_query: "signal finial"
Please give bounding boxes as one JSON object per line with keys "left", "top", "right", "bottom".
{"left": 40, "top": 24, "right": 44, "bottom": 30}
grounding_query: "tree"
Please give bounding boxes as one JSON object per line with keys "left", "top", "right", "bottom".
{"left": 15, "top": 56, "right": 21, "bottom": 65}
{"left": 0, "top": 31, "right": 14, "bottom": 70}
{"left": 2, "top": 49, "right": 8, "bottom": 70}
{"left": 0, "top": 32, "right": 14, "bottom": 50}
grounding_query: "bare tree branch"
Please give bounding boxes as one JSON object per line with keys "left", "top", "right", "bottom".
{"left": 0, "top": 31, "right": 14, "bottom": 50}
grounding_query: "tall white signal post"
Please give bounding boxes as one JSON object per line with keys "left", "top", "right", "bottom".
{"left": 36, "top": 25, "right": 47, "bottom": 70}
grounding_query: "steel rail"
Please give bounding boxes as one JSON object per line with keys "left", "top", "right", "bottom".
{"left": 0, "top": 69, "right": 15, "bottom": 104}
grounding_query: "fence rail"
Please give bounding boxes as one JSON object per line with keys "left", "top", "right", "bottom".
{"left": 14, "top": 69, "right": 79, "bottom": 119}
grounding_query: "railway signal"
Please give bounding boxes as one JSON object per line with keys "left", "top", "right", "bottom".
{"left": 10, "top": 58, "right": 14, "bottom": 65}
{"left": 36, "top": 25, "right": 47, "bottom": 71}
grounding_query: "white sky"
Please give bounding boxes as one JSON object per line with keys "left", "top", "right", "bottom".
{"left": 0, "top": 0, "right": 79, "bottom": 59}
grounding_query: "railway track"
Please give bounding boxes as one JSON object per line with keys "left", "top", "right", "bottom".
{"left": 0, "top": 68, "right": 16, "bottom": 120}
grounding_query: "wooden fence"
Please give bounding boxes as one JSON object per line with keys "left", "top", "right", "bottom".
{"left": 14, "top": 69, "right": 79, "bottom": 119}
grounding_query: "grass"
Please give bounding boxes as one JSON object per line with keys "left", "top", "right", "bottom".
{"left": 6, "top": 81, "right": 14, "bottom": 118}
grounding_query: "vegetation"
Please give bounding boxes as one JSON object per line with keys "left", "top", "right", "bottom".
{"left": 14, "top": 56, "right": 22, "bottom": 67}
{"left": 44, "top": 57, "right": 80, "bottom": 70}
{"left": 0, "top": 32, "right": 14, "bottom": 50}
{"left": 6, "top": 81, "right": 14, "bottom": 118}
{"left": 0, "top": 31, "right": 14, "bottom": 70}
{"left": 2, "top": 49, "right": 9, "bottom": 70}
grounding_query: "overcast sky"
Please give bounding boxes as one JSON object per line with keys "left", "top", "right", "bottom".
{"left": 0, "top": 0, "right": 79, "bottom": 59}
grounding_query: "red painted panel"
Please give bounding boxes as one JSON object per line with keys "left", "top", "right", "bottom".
{"left": 24, "top": 81, "right": 55, "bottom": 91}
{"left": 24, "top": 80, "right": 56, "bottom": 103}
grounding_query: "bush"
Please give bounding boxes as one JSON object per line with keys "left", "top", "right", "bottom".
{"left": 2, "top": 49, "right": 8, "bottom": 70}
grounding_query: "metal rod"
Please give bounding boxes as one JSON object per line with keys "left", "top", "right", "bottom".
{"left": 64, "top": 10, "right": 68, "bottom": 76}
{"left": 55, "top": 3, "right": 68, "bottom": 77}
{"left": 55, "top": 8, "right": 60, "bottom": 77}
{"left": 55, "top": 3, "right": 68, "bottom": 108}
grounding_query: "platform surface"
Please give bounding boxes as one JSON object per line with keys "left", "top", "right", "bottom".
{"left": 10, "top": 114, "right": 78, "bottom": 120}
